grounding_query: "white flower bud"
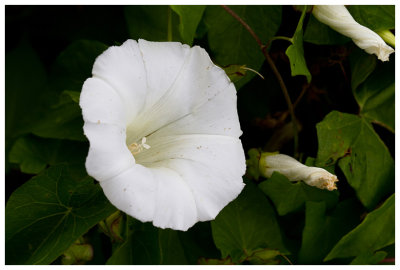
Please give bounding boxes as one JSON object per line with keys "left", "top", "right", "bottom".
{"left": 259, "top": 153, "right": 338, "bottom": 191}
{"left": 313, "top": 5, "right": 394, "bottom": 62}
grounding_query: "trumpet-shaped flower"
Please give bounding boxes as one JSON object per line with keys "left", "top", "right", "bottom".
{"left": 79, "top": 39, "right": 246, "bottom": 231}
{"left": 313, "top": 5, "right": 394, "bottom": 61}
{"left": 259, "top": 153, "right": 338, "bottom": 191}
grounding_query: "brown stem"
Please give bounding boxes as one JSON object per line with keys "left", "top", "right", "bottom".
{"left": 293, "top": 84, "right": 309, "bottom": 109}
{"left": 280, "top": 84, "right": 309, "bottom": 123}
{"left": 221, "top": 5, "right": 263, "bottom": 48}
{"left": 262, "top": 46, "right": 298, "bottom": 155}
{"left": 221, "top": 5, "right": 299, "bottom": 156}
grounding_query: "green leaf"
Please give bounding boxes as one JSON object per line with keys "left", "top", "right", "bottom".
{"left": 316, "top": 111, "right": 394, "bottom": 209}
{"left": 349, "top": 47, "right": 377, "bottom": 91}
{"left": 30, "top": 98, "right": 86, "bottom": 141}
{"left": 285, "top": 7, "right": 311, "bottom": 83}
{"left": 170, "top": 5, "right": 206, "bottom": 45}
{"left": 5, "top": 164, "right": 116, "bottom": 264}
{"left": 124, "top": 6, "right": 181, "bottom": 42}
{"left": 304, "top": 14, "right": 350, "bottom": 45}
{"left": 211, "top": 183, "right": 287, "bottom": 262}
{"left": 350, "top": 251, "right": 387, "bottom": 265}
{"left": 204, "top": 5, "right": 282, "bottom": 88}
{"left": 286, "top": 29, "right": 311, "bottom": 83}
{"left": 325, "top": 194, "right": 395, "bottom": 261}
{"left": 347, "top": 5, "right": 395, "bottom": 31}
{"left": 177, "top": 222, "right": 221, "bottom": 264}
{"left": 259, "top": 172, "right": 338, "bottom": 216}
{"left": 298, "top": 199, "right": 363, "bottom": 264}
{"left": 60, "top": 90, "right": 80, "bottom": 104}
{"left": 106, "top": 223, "right": 159, "bottom": 265}
{"left": 245, "top": 248, "right": 281, "bottom": 265}
{"left": 30, "top": 40, "right": 107, "bottom": 141}
{"left": 158, "top": 228, "right": 188, "bottom": 264}
{"left": 107, "top": 223, "right": 187, "bottom": 265}
{"left": 198, "top": 257, "right": 234, "bottom": 265}
{"left": 5, "top": 41, "right": 47, "bottom": 139}
{"left": 353, "top": 59, "right": 395, "bottom": 132}
{"left": 9, "top": 135, "right": 88, "bottom": 174}
{"left": 51, "top": 40, "right": 108, "bottom": 93}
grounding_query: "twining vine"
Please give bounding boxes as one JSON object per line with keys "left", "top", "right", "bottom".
{"left": 221, "top": 5, "right": 299, "bottom": 157}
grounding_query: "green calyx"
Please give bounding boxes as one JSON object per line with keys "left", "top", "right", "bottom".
{"left": 377, "top": 30, "right": 395, "bottom": 48}
{"left": 246, "top": 148, "right": 279, "bottom": 180}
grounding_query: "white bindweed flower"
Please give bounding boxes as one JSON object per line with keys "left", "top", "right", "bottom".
{"left": 259, "top": 153, "right": 338, "bottom": 191}
{"left": 313, "top": 5, "right": 394, "bottom": 61}
{"left": 79, "top": 39, "right": 246, "bottom": 231}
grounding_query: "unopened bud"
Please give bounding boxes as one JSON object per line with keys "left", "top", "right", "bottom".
{"left": 98, "top": 210, "right": 125, "bottom": 242}
{"left": 61, "top": 237, "right": 93, "bottom": 265}
{"left": 259, "top": 152, "right": 338, "bottom": 191}
{"left": 312, "top": 5, "right": 394, "bottom": 61}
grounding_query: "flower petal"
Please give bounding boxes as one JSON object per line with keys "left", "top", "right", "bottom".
{"left": 134, "top": 134, "right": 246, "bottom": 221}
{"left": 80, "top": 77, "right": 126, "bottom": 127}
{"left": 136, "top": 134, "right": 246, "bottom": 181}
{"left": 152, "top": 158, "right": 244, "bottom": 221}
{"left": 138, "top": 39, "right": 191, "bottom": 109}
{"left": 126, "top": 43, "right": 241, "bottom": 144}
{"left": 92, "top": 40, "right": 147, "bottom": 122}
{"left": 84, "top": 122, "right": 134, "bottom": 181}
{"left": 100, "top": 164, "right": 198, "bottom": 231}
{"left": 100, "top": 164, "right": 157, "bottom": 223}
{"left": 150, "top": 167, "right": 198, "bottom": 230}
{"left": 150, "top": 82, "right": 241, "bottom": 138}
{"left": 142, "top": 46, "right": 242, "bottom": 138}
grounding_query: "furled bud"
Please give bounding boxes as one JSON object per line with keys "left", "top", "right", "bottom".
{"left": 98, "top": 210, "right": 125, "bottom": 242}
{"left": 259, "top": 152, "right": 338, "bottom": 191}
{"left": 313, "top": 5, "right": 394, "bottom": 62}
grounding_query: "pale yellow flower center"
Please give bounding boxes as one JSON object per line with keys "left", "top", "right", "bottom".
{"left": 128, "top": 137, "right": 151, "bottom": 155}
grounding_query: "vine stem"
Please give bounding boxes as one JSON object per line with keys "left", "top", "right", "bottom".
{"left": 262, "top": 46, "right": 299, "bottom": 156}
{"left": 221, "top": 5, "right": 263, "bottom": 47}
{"left": 167, "top": 6, "right": 173, "bottom": 41}
{"left": 221, "top": 5, "right": 299, "bottom": 156}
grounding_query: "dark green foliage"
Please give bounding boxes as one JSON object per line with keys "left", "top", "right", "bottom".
{"left": 325, "top": 194, "right": 395, "bottom": 261}
{"left": 347, "top": 5, "right": 395, "bottom": 31}
{"left": 298, "top": 199, "right": 363, "bottom": 263}
{"left": 9, "top": 135, "right": 87, "bottom": 174}
{"left": 211, "top": 183, "right": 288, "bottom": 262}
{"left": 316, "top": 111, "right": 394, "bottom": 209}
{"left": 5, "top": 164, "right": 116, "bottom": 264}
{"left": 107, "top": 223, "right": 188, "bottom": 265}
{"left": 285, "top": 6, "right": 311, "bottom": 82}
{"left": 203, "top": 5, "right": 282, "bottom": 88}
{"left": 259, "top": 172, "right": 338, "bottom": 216}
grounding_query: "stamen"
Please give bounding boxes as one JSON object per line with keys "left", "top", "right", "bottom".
{"left": 128, "top": 137, "right": 151, "bottom": 155}
{"left": 141, "top": 137, "right": 151, "bottom": 150}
